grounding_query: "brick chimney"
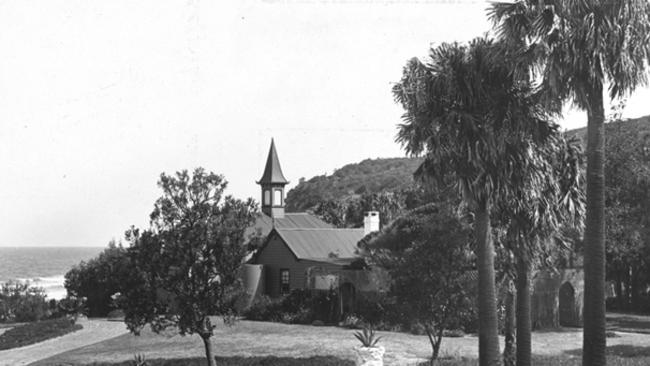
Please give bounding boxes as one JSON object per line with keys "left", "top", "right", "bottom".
{"left": 364, "top": 211, "right": 380, "bottom": 236}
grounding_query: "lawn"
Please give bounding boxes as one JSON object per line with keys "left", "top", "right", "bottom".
{"left": 33, "top": 318, "right": 650, "bottom": 366}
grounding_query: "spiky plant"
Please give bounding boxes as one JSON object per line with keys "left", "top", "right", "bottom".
{"left": 354, "top": 327, "right": 383, "bottom": 348}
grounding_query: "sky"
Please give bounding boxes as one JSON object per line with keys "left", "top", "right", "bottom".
{"left": 2, "top": 0, "right": 650, "bottom": 247}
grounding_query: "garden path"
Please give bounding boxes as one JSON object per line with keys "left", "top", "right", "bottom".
{"left": 0, "top": 318, "right": 128, "bottom": 366}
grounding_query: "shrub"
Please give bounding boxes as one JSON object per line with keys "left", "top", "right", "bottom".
{"left": 108, "top": 309, "right": 126, "bottom": 321}
{"left": 243, "top": 289, "right": 340, "bottom": 325}
{"left": 409, "top": 321, "right": 427, "bottom": 335}
{"left": 242, "top": 295, "right": 283, "bottom": 322}
{"left": 0, "top": 281, "right": 49, "bottom": 323}
{"left": 443, "top": 329, "right": 465, "bottom": 338}
{"left": 57, "top": 295, "right": 88, "bottom": 319}
{"left": 340, "top": 314, "right": 364, "bottom": 329}
{"left": 309, "top": 290, "right": 339, "bottom": 324}
{"left": 0, "top": 317, "right": 82, "bottom": 350}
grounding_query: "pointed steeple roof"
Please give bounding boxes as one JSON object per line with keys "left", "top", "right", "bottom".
{"left": 257, "top": 138, "right": 289, "bottom": 185}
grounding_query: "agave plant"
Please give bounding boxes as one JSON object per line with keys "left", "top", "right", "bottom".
{"left": 354, "top": 326, "right": 382, "bottom": 348}
{"left": 131, "top": 354, "right": 148, "bottom": 366}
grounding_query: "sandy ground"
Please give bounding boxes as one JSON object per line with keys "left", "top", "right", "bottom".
{"left": 0, "top": 319, "right": 128, "bottom": 366}
{"left": 29, "top": 318, "right": 650, "bottom": 366}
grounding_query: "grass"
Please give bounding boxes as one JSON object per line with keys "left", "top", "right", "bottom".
{"left": 431, "top": 355, "right": 650, "bottom": 365}
{"left": 31, "top": 316, "right": 650, "bottom": 365}
{"left": 47, "top": 354, "right": 650, "bottom": 366}
{"left": 0, "top": 317, "right": 82, "bottom": 350}
{"left": 76, "top": 355, "right": 354, "bottom": 366}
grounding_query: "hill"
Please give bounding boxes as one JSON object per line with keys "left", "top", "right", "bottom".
{"left": 285, "top": 157, "right": 423, "bottom": 212}
{"left": 286, "top": 115, "right": 650, "bottom": 213}
{"left": 566, "top": 115, "right": 650, "bottom": 143}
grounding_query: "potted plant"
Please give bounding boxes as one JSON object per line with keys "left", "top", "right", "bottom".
{"left": 353, "top": 326, "right": 385, "bottom": 366}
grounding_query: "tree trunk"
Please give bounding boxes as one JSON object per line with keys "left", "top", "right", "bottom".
{"left": 201, "top": 334, "right": 216, "bottom": 366}
{"left": 625, "top": 267, "right": 632, "bottom": 311}
{"left": 614, "top": 275, "right": 624, "bottom": 311}
{"left": 426, "top": 327, "right": 443, "bottom": 365}
{"left": 582, "top": 83, "right": 607, "bottom": 366}
{"left": 631, "top": 265, "right": 642, "bottom": 312}
{"left": 503, "top": 279, "right": 516, "bottom": 366}
{"left": 475, "top": 205, "right": 501, "bottom": 366}
{"left": 515, "top": 257, "right": 531, "bottom": 366}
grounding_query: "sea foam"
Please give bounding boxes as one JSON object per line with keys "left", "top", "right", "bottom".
{"left": 2, "top": 275, "right": 68, "bottom": 300}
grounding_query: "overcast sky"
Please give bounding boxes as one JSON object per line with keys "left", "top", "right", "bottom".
{"left": 2, "top": 0, "right": 650, "bottom": 247}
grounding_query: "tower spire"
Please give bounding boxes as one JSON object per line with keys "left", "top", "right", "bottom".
{"left": 257, "top": 138, "right": 288, "bottom": 218}
{"left": 257, "top": 138, "right": 289, "bottom": 185}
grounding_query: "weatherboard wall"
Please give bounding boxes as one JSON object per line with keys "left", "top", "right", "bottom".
{"left": 254, "top": 233, "right": 341, "bottom": 297}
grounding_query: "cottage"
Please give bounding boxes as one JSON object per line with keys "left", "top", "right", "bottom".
{"left": 242, "top": 140, "right": 379, "bottom": 304}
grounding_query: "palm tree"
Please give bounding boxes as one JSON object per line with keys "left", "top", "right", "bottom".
{"left": 489, "top": 2, "right": 650, "bottom": 364}
{"left": 393, "top": 37, "right": 556, "bottom": 366}
{"left": 494, "top": 133, "right": 585, "bottom": 366}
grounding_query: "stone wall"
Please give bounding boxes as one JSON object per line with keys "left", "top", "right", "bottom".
{"left": 531, "top": 269, "right": 584, "bottom": 329}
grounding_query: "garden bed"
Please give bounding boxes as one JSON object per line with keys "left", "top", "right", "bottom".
{"left": 0, "top": 317, "right": 82, "bottom": 350}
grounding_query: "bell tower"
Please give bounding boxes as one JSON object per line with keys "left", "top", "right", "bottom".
{"left": 257, "top": 138, "right": 288, "bottom": 218}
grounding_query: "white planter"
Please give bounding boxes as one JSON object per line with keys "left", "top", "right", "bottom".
{"left": 354, "top": 346, "right": 385, "bottom": 366}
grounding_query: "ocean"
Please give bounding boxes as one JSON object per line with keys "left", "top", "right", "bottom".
{"left": 0, "top": 247, "right": 104, "bottom": 300}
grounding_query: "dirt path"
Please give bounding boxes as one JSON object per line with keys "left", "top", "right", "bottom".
{"left": 0, "top": 319, "right": 128, "bottom": 366}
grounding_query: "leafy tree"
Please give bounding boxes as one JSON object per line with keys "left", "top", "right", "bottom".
{"left": 393, "top": 38, "right": 556, "bottom": 366}
{"left": 120, "top": 168, "right": 258, "bottom": 366}
{"left": 313, "top": 199, "right": 349, "bottom": 228}
{"left": 314, "top": 191, "right": 407, "bottom": 229}
{"left": 490, "top": 2, "right": 650, "bottom": 364}
{"left": 64, "top": 239, "right": 130, "bottom": 317}
{"left": 359, "top": 203, "right": 474, "bottom": 364}
{"left": 603, "top": 118, "right": 650, "bottom": 311}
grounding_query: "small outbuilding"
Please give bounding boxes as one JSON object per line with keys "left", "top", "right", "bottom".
{"left": 531, "top": 269, "right": 584, "bottom": 329}
{"left": 242, "top": 140, "right": 378, "bottom": 305}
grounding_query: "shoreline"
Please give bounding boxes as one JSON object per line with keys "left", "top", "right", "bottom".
{"left": 0, "top": 275, "right": 67, "bottom": 300}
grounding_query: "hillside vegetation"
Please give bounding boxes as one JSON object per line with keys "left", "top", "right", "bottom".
{"left": 285, "top": 157, "right": 423, "bottom": 212}
{"left": 566, "top": 115, "right": 650, "bottom": 144}
{"left": 285, "top": 115, "right": 650, "bottom": 214}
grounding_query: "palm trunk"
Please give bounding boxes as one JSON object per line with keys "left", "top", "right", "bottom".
{"left": 201, "top": 334, "right": 216, "bottom": 366}
{"left": 582, "top": 83, "right": 607, "bottom": 366}
{"left": 515, "top": 256, "right": 531, "bottom": 366}
{"left": 503, "top": 279, "right": 516, "bottom": 366}
{"left": 475, "top": 204, "right": 501, "bottom": 366}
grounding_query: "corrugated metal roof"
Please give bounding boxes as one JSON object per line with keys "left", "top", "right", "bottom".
{"left": 245, "top": 212, "right": 333, "bottom": 240}
{"left": 275, "top": 228, "right": 365, "bottom": 260}
{"left": 257, "top": 139, "right": 289, "bottom": 184}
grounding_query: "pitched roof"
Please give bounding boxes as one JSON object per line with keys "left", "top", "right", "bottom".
{"left": 275, "top": 228, "right": 365, "bottom": 261}
{"left": 257, "top": 139, "right": 289, "bottom": 185}
{"left": 245, "top": 212, "right": 333, "bottom": 240}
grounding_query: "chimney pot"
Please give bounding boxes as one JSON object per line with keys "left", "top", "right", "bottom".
{"left": 364, "top": 211, "right": 380, "bottom": 236}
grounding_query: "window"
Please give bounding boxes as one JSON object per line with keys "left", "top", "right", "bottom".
{"left": 264, "top": 190, "right": 270, "bottom": 205}
{"left": 274, "top": 189, "right": 283, "bottom": 206}
{"left": 280, "top": 269, "right": 290, "bottom": 295}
